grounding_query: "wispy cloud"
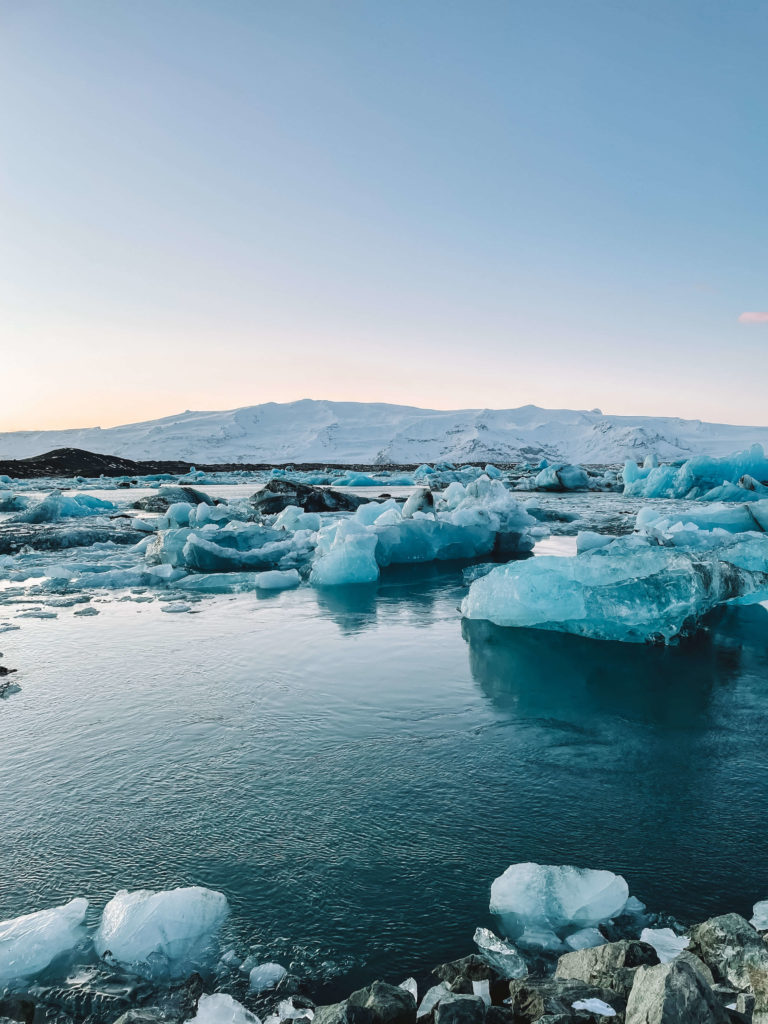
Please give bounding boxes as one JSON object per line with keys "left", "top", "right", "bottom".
{"left": 738, "top": 312, "right": 768, "bottom": 323}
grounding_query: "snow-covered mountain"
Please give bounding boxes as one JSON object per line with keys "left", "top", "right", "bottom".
{"left": 2, "top": 400, "right": 768, "bottom": 465}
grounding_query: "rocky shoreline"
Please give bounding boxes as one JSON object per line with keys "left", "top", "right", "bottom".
{"left": 3, "top": 908, "right": 768, "bottom": 1024}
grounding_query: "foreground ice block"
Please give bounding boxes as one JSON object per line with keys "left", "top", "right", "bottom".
{"left": 489, "top": 863, "right": 628, "bottom": 949}
{"left": 94, "top": 885, "right": 229, "bottom": 977}
{"left": 462, "top": 534, "right": 768, "bottom": 643}
{"left": 0, "top": 897, "right": 88, "bottom": 986}
{"left": 189, "top": 993, "right": 261, "bottom": 1024}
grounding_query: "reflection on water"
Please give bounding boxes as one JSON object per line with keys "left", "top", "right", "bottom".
{"left": 1, "top": 574, "right": 768, "bottom": 1001}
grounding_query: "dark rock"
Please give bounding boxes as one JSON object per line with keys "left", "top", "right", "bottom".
{"left": 250, "top": 480, "right": 368, "bottom": 515}
{"left": 507, "top": 978, "right": 625, "bottom": 1022}
{"left": 313, "top": 1003, "right": 352, "bottom": 1024}
{"left": 484, "top": 1007, "right": 515, "bottom": 1024}
{"left": 434, "top": 994, "right": 486, "bottom": 1024}
{"left": 555, "top": 940, "right": 659, "bottom": 997}
{"left": 625, "top": 959, "right": 729, "bottom": 1023}
{"left": 0, "top": 996, "right": 35, "bottom": 1024}
{"left": 688, "top": 914, "right": 768, "bottom": 990}
{"left": 433, "top": 955, "right": 508, "bottom": 1005}
{"left": 347, "top": 981, "right": 416, "bottom": 1024}
{"left": 132, "top": 496, "right": 174, "bottom": 512}
{"left": 133, "top": 486, "right": 214, "bottom": 511}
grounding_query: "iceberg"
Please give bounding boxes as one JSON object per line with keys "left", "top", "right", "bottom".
{"left": 624, "top": 443, "right": 768, "bottom": 500}
{"left": 462, "top": 533, "right": 768, "bottom": 643}
{"left": 94, "top": 885, "right": 229, "bottom": 978}
{"left": 534, "top": 465, "right": 590, "bottom": 491}
{"left": 0, "top": 897, "right": 89, "bottom": 986}
{"left": 10, "top": 492, "right": 115, "bottom": 524}
{"left": 489, "top": 863, "right": 629, "bottom": 949}
{"left": 310, "top": 520, "right": 380, "bottom": 586}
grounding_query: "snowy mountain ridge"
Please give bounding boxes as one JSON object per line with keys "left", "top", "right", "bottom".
{"left": 2, "top": 400, "right": 768, "bottom": 465}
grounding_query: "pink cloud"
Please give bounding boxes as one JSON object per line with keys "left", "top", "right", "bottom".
{"left": 738, "top": 312, "right": 768, "bottom": 323}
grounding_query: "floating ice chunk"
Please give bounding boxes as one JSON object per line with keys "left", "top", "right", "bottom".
{"left": 535, "top": 465, "right": 590, "bottom": 491}
{"left": 0, "top": 897, "right": 89, "bottom": 986}
{"left": 161, "top": 602, "right": 192, "bottom": 613}
{"left": 571, "top": 998, "right": 616, "bottom": 1016}
{"left": 248, "top": 961, "right": 287, "bottom": 993}
{"left": 576, "top": 532, "right": 613, "bottom": 554}
{"left": 751, "top": 900, "right": 768, "bottom": 930}
{"left": 189, "top": 993, "right": 261, "bottom": 1024}
{"left": 11, "top": 492, "right": 115, "bottom": 524}
{"left": 272, "top": 506, "right": 322, "bottom": 532}
{"left": 623, "top": 896, "right": 646, "bottom": 914}
{"left": 472, "top": 927, "right": 527, "bottom": 979}
{"left": 490, "top": 863, "right": 629, "bottom": 947}
{"left": 462, "top": 534, "right": 768, "bottom": 643}
{"left": 639, "top": 927, "right": 689, "bottom": 962}
{"left": 417, "top": 983, "right": 451, "bottom": 1018}
{"left": 94, "top": 885, "right": 229, "bottom": 978}
{"left": 624, "top": 444, "right": 768, "bottom": 500}
{"left": 399, "top": 978, "right": 418, "bottom": 1002}
{"left": 484, "top": 464, "right": 502, "bottom": 479}
{"left": 517, "top": 927, "right": 564, "bottom": 951}
{"left": 252, "top": 569, "right": 301, "bottom": 590}
{"left": 310, "top": 520, "right": 379, "bottom": 586}
{"left": 564, "top": 927, "right": 606, "bottom": 950}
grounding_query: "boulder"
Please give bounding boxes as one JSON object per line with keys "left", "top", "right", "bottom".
{"left": 251, "top": 480, "right": 367, "bottom": 515}
{"left": 555, "top": 940, "right": 659, "bottom": 997}
{"left": 433, "top": 955, "right": 508, "bottom": 1005}
{"left": 688, "top": 914, "right": 768, "bottom": 990}
{"left": 625, "top": 959, "right": 729, "bottom": 1024}
{"left": 133, "top": 487, "right": 215, "bottom": 511}
{"left": 313, "top": 1004, "right": 352, "bottom": 1024}
{"left": 507, "top": 978, "right": 625, "bottom": 1022}
{"left": 347, "top": 981, "right": 417, "bottom": 1024}
{"left": 434, "top": 995, "right": 486, "bottom": 1024}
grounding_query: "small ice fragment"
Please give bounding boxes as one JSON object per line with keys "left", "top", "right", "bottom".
{"left": 750, "top": 900, "right": 768, "bottom": 930}
{"left": 565, "top": 927, "right": 606, "bottom": 951}
{"left": 417, "top": 983, "right": 450, "bottom": 1018}
{"left": 571, "top": 998, "right": 616, "bottom": 1016}
{"left": 248, "top": 962, "right": 287, "bottom": 993}
{"left": 639, "top": 927, "right": 689, "bottom": 963}
{"left": 161, "top": 603, "right": 191, "bottom": 614}
{"left": 472, "top": 927, "right": 527, "bottom": 978}
{"left": 472, "top": 980, "right": 491, "bottom": 1006}
{"left": 74, "top": 606, "right": 100, "bottom": 616}
{"left": 623, "top": 896, "right": 646, "bottom": 914}
{"left": 399, "top": 978, "right": 418, "bottom": 1002}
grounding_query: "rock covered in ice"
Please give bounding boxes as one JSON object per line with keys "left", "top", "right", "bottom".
{"left": 0, "top": 897, "right": 88, "bottom": 986}
{"left": 489, "top": 863, "right": 629, "bottom": 949}
{"left": 639, "top": 927, "right": 689, "bottom": 963}
{"left": 94, "top": 886, "right": 229, "bottom": 977}
{"left": 248, "top": 962, "right": 287, "bottom": 993}
{"left": 189, "top": 994, "right": 261, "bottom": 1024}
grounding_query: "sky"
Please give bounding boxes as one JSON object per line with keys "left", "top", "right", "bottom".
{"left": 0, "top": 0, "right": 766, "bottom": 431}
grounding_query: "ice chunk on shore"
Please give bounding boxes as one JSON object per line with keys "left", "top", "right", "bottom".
{"left": 639, "top": 927, "right": 689, "bottom": 962}
{"left": 473, "top": 927, "right": 528, "bottom": 978}
{"left": 0, "top": 897, "right": 88, "bottom": 986}
{"left": 190, "top": 994, "right": 261, "bottom": 1024}
{"left": 94, "top": 886, "right": 228, "bottom": 977}
{"left": 489, "top": 863, "right": 628, "bottom": 947}
{"left": 248, "top": 961, "right": 287, "bottom": 993}
{"left": 565, "top": 927, "right": 607, "bottom": 950}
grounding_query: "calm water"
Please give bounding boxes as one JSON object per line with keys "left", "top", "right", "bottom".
{"left": 2, "top": 559, "right": 768, "bottom": 997}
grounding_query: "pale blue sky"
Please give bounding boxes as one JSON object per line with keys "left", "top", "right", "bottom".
{"left": 1, "top": 0, "right": 766, "bottom": 429}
